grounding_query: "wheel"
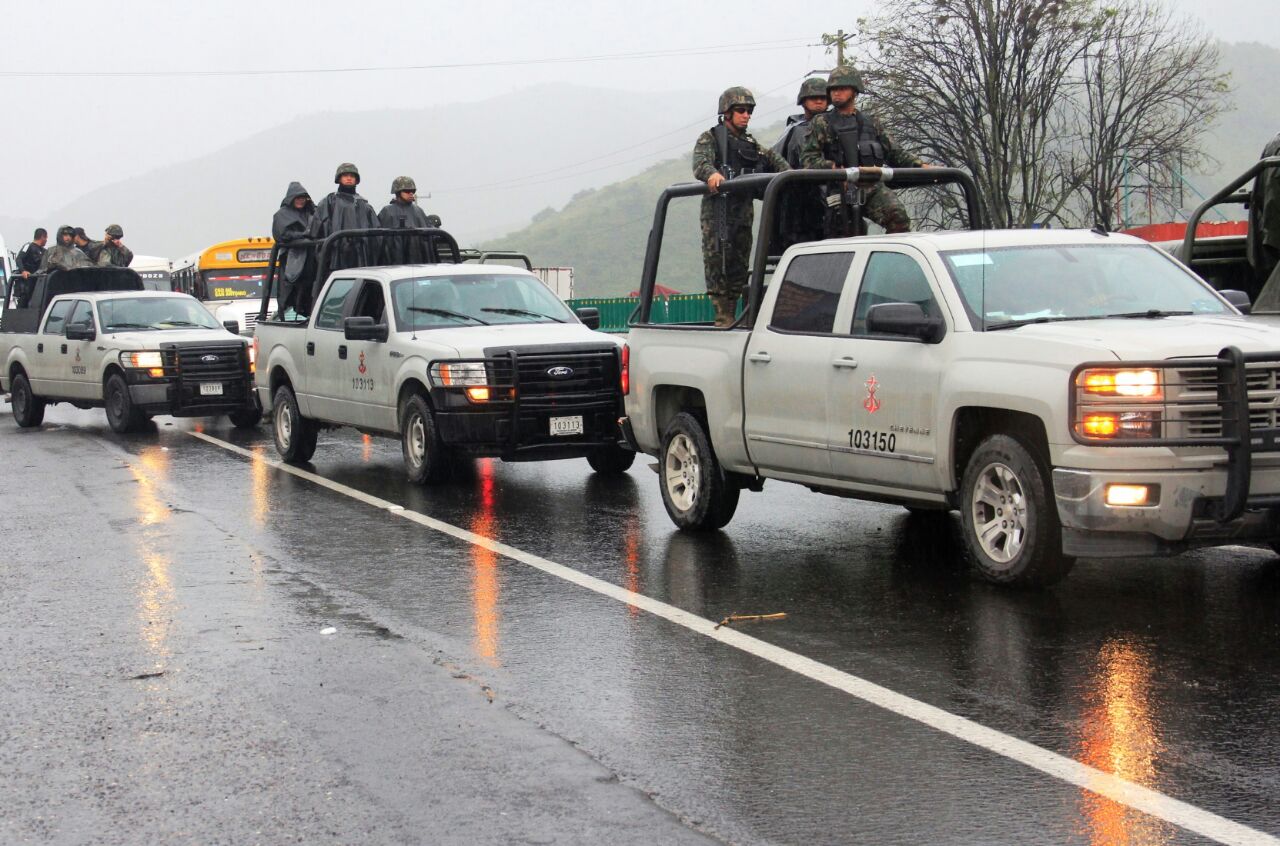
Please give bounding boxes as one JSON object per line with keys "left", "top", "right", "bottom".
{"left": 587, "top": 444, "right": 636, "bottom": 475}
{"left": 272, "top": 384, "right": 318, "bottom": 463}
{"left": 659, "top": 411, "right": 740, "bottom": 531}
{"left": 10, "top": 372, "right": 45, "bottom": 427}
{"left": 228, "top": 404, "right": 263, "bottom": 429}
{"left": 960, "top": 433, "right": 1074, "bottom": 586}
{"left": 104, "top": 373, "right": 148, "bottom": 433}
{"left": 400, "top": 393, "right": 451, "bottom": 484}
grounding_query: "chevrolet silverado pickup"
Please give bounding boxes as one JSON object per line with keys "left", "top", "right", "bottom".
{"left": 623, "top": 168, "right": 1280, "bottom": 585}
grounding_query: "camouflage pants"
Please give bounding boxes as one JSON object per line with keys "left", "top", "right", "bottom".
{"left": 701, "top": 219, "right": 754, "bottom": 300}
{"left": 825, "top": 184, "right": 911, "bottom": 237}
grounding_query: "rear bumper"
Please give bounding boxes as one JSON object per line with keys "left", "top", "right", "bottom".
{"left": 1053, "top": 466, "right": 1280, "bottom": 557}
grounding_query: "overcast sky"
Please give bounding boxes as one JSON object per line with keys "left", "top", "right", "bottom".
{"left": 2, "top": 0, "right": 1276, "bottom": 227}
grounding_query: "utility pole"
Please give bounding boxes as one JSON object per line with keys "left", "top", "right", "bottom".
{"left": 815, "top": 28, "right": 854, "bottom": 72}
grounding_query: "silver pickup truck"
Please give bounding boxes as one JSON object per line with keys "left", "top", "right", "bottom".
{"left": 1, "top": 267, "right": 260, "bottom": 432}
{"left": 623, "top": 169, "right": 1280, "bottom": 586}
{"left": 253, "top": 228, "right": 632, "bottom": 482}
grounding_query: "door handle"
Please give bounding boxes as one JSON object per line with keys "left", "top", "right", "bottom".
{"left": 37, "top": 343, "right": 43, "bottom": 353}
{"left": 831, "top": 358, "right": 859, "bottom": 369}
{"left": 338, "top": 345, "right": 348, "bottom": 360}
{"left": 306, "top": 342, "right": 315, "bottom": 356}
{"left": 747, "top": 352, "right": 772, "bottom": 363}
{"left": 61, "top": 344, "right": 68, "bottom": 354}
{"left": 389, "top": 350, "right": 404, "bottom": 359}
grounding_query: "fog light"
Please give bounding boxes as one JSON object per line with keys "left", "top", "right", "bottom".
{"left": 1082, "top": 413, "right": 1118, "bottom": 437}
{"left": 148, "top": 367, "right": 165, "bottom": 378}
{"left": 1106, "top": 484, "right": 1158, "bottom": 507}
{"left": 465, "top": 386, "right": 491, "bottom": 402}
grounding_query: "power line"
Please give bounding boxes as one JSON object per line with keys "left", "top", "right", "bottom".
{"left": 1, "top": 38, "right": 811, "bottom": 79}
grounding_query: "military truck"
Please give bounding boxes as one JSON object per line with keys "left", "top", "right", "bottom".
{"left": 622, "top": 167, "right": 1280, "bottom": 586}
{"left": 252, "top": 228, "right": 632, "bottom": 482}
{"left": 0, "top": 266, "right": 260, "bottom": 432}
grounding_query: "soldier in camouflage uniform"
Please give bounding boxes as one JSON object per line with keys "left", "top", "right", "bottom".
{"left": 771, "top": 77, "right": 830, "bottom": 251}
{"left": 38, "top": 225, "right": 92, "bottom": 274}
{"left": 89, "top": 224, "right": 134, "bottom": 268}
{"left": 800, "top": 65, "right": 923, "bottom": 236}
{"left": 693, "top": 87, "right": 789, "bottom": 326}
{"left": 1251, "top": 132, "right": 1280, "bottom": 312}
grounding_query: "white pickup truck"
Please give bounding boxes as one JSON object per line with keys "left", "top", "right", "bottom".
{"left": 623, "top": 168, "right": 1280, "bottom": 586}
{"left": 252, "top": 228, "right": 632, "bottom": 481}
{"left": 1, "top": 267, "right": 260, "bottom": 432}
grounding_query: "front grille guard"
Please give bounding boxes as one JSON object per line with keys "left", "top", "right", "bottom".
{"left": 428, "top": 349, "right": 622, "bottom": 451}
{"left": 1069, "top": 345, "right": 1280, "bottom": 521}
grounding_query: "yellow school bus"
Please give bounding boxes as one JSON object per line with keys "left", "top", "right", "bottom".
{"left": 172, "top": 237, "right": 274, "bottom": 334}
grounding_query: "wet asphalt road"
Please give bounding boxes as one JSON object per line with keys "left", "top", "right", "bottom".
{"left": 3, "top": 405, "right": 1279, "bottom": 845}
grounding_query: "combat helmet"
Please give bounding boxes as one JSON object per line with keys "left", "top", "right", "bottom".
{"left": 718, "top": 86, "right": 756, "bottom": 115}
{"left": 391, "top": 176, "right": 417, "bottom": 194}
{"left": 334, "top": 162, "right": 361, "bottom": 184}
{"left": 827, "top": 65, "right": 865, "bottom": 95}
{"left": 105, "top": 224, "right": 124, "bottom": 238}
{"left": 797, "top": 77, "right": 829, "bottom": 105}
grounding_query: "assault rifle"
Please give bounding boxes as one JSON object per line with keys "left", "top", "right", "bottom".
{"left": 712, "top": 120, "right": 737, "bottom": 274}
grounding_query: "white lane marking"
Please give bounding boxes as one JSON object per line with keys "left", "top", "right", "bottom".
{"left": 188, "top": 430, "right": 1277, "bottom": 846}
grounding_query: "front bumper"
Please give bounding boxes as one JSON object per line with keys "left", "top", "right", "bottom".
{"left": 1053, "top": 465, "right": 1280, "bottom": 557}
{"left": 433, "top": 390, "right": 622, "bottom": 460}
{"left": 128, "top": 373, "right": 256, "bottom": 418}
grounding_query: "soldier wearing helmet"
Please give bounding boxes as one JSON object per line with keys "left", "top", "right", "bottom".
{"left": 770, "top": 77, "right": 831, "bottom": 251}
{"left": 378, "top": 176, "right": 434, "bottom": 264}
{"left": 88, "top": 223, "right": 134, "bottom": 268}
{"left": 309, "top": 161, "right": 380, "bottom": 279}
{"left": 38, "top": 225, "right": 92, "bottom": 273}
{"left": 692, "top": 86, "right": 789, "bottom": 326}
{"left": 801, "top": 65, "right": 924, "bottom": 236}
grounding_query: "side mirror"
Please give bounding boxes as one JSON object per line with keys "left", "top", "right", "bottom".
{"left": 866, "top": 302, "right": 944, "bottom": 342}
{"left": 344, "top": 316, "right": 389, "bottom": 342}
{"left": 223, "top": 319, "right": 241, "bottom": 334}
{"left": 1219, "top": 289, "right": 1252, "bottom": 314}
{"left": 65, "top": 322, "right": 96, "bottom": 342}
{"left": 575, "top": 306, "right": 601, "bottom": 330}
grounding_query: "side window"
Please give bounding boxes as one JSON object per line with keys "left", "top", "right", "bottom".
{"left": 43, "top": 300, "right": 73, "bottom": 334}
{"left": 851, "top": 252, "right": 940, "bottom": 335}
{"left": 768, "top": 252, "right": 855, "bottom": 334}
{"left": 350, "top": 280, "right": 386, "bottom": 322}
{"left": 314, "top": 278, "right": 357, "bottom": 330}
{"left": 68, "top": 300, "right": 94, "bottom": 330}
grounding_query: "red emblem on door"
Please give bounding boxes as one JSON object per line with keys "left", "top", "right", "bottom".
{"left": 74, "top": 348, "right": 81, "bottom": 363}
{"left": 358, "top": 351, "right": 367, "bottom": 374}
{"left": 863, "top": 374, "right": 881, "bottom": 414}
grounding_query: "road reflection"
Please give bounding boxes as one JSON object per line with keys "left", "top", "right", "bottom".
{"left": 469, "top": 459, "right": 502, "bottom": 666}
{"left": 127, "top": 446, "right": 176, "bottom": 660}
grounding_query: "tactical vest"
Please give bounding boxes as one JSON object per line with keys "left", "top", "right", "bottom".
{"left": 714, "top": 123, "right": 762, "bottom": 177}
{"left": 827, "top": 111, "right": 886, "bottom": 168}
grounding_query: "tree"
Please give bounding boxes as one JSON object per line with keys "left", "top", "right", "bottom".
{"left": 853, "top": 0, "right": 1230, "bottom": 229}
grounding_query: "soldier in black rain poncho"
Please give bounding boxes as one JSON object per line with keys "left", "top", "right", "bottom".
{"left": 272, "top": 181, "right": 316, "bottom": 314}
{"left": 377, "top": 176, "right": 433, "bottom": 264}
{"left": 308, "top": 162, "right": 379, "bottom": 292}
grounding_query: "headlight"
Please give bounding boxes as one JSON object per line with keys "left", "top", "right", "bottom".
{"left": 121, "top": 351, "right": 164, "bottom": 369}
{"left": 433, "top": 362, "right": 487, "bottom": 387}
{"left": 1078, "top": 368, "right": 1162, "bottom": 399}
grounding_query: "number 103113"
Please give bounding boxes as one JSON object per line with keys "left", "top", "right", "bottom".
{"left": 848, "top": 429, "right": 896, "bottom": 453}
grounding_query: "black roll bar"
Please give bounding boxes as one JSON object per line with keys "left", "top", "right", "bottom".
{"left": 634, "top": 166, "right": 985, "bottom": 326}
{"left": 1178, "top": 156, "right": 1280, "bottom": 264}
{"left": 259, "top": 227, "right": 462, "bottom": 320}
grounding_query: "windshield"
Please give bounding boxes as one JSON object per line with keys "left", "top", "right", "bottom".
{"left": 98, "top": 296, "right": 222, "bottom": 332}
{"left": 202, "top": 269, "right": 265, "bottom": 301}
{"left": 940, "top": 244, "right": 1232, "bottom": 330}
{"left": 390, "top": 273, "right": 576, "bottom": 331}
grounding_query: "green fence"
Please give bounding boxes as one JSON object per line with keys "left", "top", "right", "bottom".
{"left": 567, "top": 294, "right": 715, "bottom": 333}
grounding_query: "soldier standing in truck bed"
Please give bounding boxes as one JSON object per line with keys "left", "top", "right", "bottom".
{"left": 692, "top": 87, "right": 789, "bottom": 327}
{"left": 1251, "top": 132, "right": 1280, "bottom": 312}
{"left": 801, "top": 65, "right": 924, "bottom": 236}
{"left": 771, "top": 77, "right": 830, "bottom": 251}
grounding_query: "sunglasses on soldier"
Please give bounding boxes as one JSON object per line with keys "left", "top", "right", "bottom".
{"left": 729, "top": 105, "right": 754, "bottom": 115}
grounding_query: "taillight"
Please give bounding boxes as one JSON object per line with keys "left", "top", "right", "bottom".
{"left": 620, "top": 344, "right": 630, "bottom": 396}
{"left": 250, "top": 337, "right": 259, "bottom": 374}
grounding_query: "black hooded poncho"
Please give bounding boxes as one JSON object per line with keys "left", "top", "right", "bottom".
{"left": 272, "top": 182, "right": 316, "bottom": 313}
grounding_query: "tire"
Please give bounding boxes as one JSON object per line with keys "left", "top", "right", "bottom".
{"left": 10, "top": 372, "right": 46, "bottom": 427}
{"left": 272, "top": 384, "right": 318, "bottom": 463}
{"left": 960, "top": 433, "right": 1074, "bottom": 587}
{"left": 659, "top": 411, "right": 740, "bottom": 531}
{"left": 104, "top": 373, "right": 148, "bottom": 434}
{"left": 228, "top": 404, "right": 263, "bottom": 429}
{"left": 587, "top": 444, "right": 636, "bottom": 475}
{"left": 400, "top": 393, "right": 451, "bottom": 485}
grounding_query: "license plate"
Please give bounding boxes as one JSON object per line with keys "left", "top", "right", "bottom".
{"left": 199, "top": 383, "right": 224, "bottom": 396}
{"left": 549, "top": 415, "right": 583, "bottom": 436}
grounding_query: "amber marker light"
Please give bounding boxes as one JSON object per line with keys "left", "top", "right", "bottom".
{"left": 1079, "top": 368, "right": 1162, "bottom": 399}
{"left": 1081, "top": 413, "right": 1119, "bottom": 437}
{"left": 466, "top": 387, "right": 491, "bottom": 402}
{"left": 148, "top": 367, "right": 165, "bottom": 378}
{"left": 1106, "top": 484, "right": 1158, "bottom": 507}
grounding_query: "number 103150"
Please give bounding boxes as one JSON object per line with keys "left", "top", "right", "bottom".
{"left": 848, "top": 429, "right": 896, "bottom": 453}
